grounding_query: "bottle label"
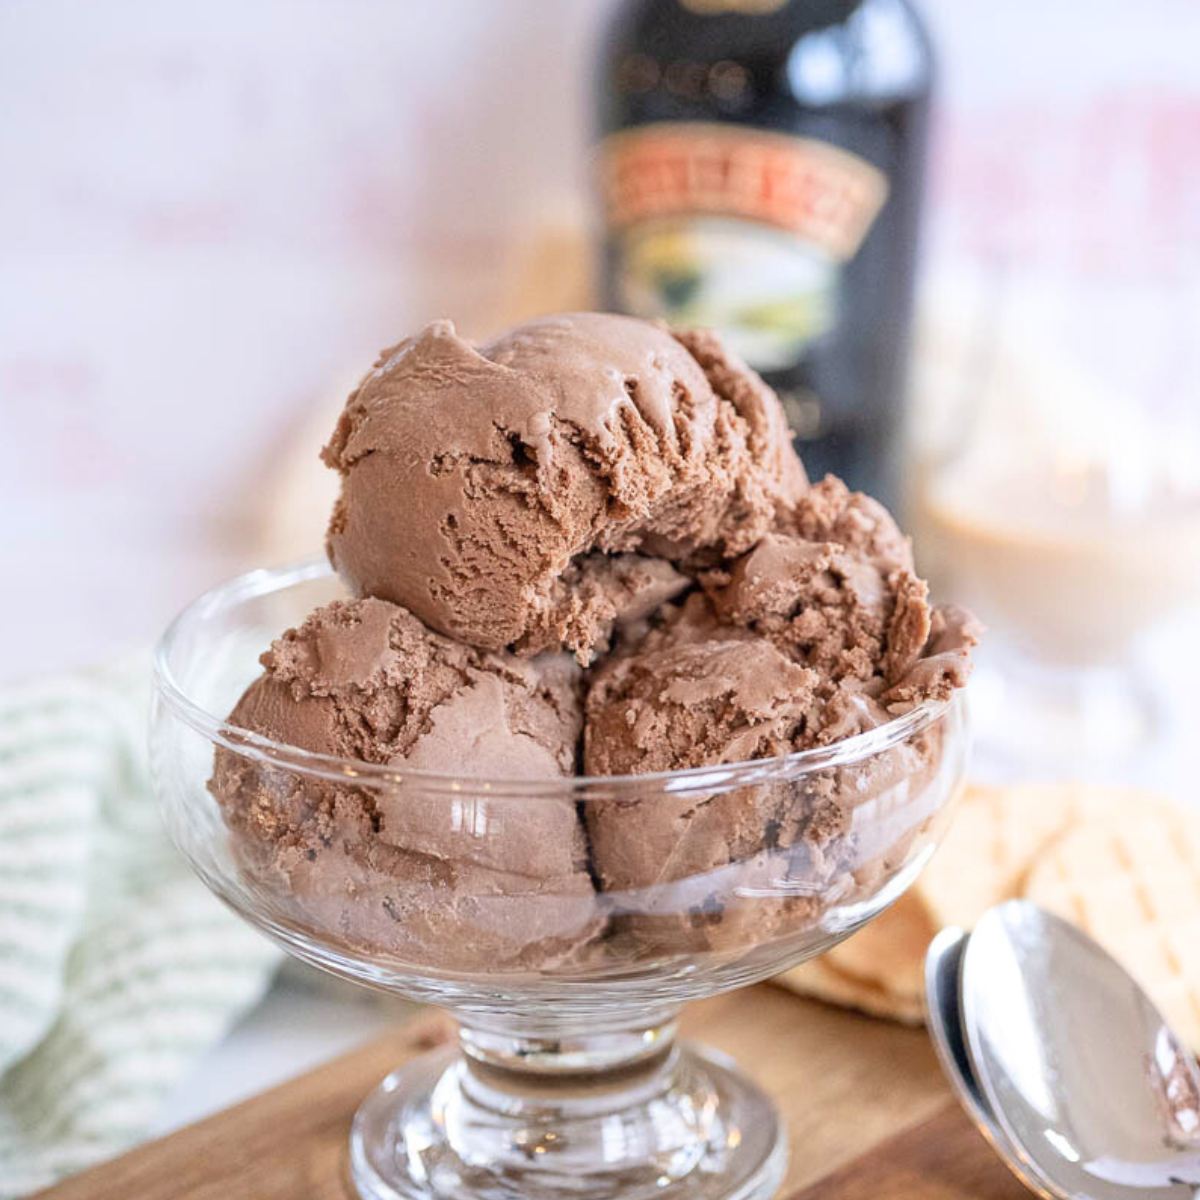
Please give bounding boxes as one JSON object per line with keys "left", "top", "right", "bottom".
{"left": 599, "top": 122, "right": 888, "bottom": 371}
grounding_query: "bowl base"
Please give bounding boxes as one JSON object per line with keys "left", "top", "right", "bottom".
{"left": 349, "top": 1039, "right": 786, "bottom": 1200}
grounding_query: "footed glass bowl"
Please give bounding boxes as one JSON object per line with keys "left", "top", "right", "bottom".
{"left": 151, "top": 560, "right": 967, "bottom": 1200}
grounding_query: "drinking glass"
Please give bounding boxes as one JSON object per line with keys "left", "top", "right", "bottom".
{"left": 911, "top": 266, "right": 1200, "bottom": 771}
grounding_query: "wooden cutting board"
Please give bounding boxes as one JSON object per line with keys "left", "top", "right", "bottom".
{"left": 34, "top": 984, "right": 1030, "bottom": 1200}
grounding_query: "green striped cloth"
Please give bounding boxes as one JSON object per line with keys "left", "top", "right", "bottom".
{"left": 0, "top": 658, "right": 281, "bottom": 1196}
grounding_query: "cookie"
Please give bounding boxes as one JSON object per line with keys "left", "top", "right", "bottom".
{"left": 1025, "top": 804, "right": 1200, "bottom": 1051}
{"left": 775, "top": 955, "right": 924, "bottom": 1024}
{"left": 777, "top": 783, "right": 1190, "bottom": 1036}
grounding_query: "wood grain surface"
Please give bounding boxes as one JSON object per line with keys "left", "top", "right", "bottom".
{"left": 33, "top": 985, "right": 1029, "bottom": 1199}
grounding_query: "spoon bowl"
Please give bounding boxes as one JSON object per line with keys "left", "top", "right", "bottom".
{"left": 961, "top": 901, "right": 1200, "bottom": 1199}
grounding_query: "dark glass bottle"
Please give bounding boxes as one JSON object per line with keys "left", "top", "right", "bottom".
{"left": 595, "top": 0, "right": 933, "bottom": 508}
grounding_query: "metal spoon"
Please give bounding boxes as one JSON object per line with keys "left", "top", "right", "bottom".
{"left": 927, "top": 899, "right": 1200, "bottom": 1199}
{"left": 924, "top": 925, "right": 1056, "bottom": 1197}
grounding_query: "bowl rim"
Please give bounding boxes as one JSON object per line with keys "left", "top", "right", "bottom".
{"left": 153, "top": 557, "right": 954, "bottom": 798}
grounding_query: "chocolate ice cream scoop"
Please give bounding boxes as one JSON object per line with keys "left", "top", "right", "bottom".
{"left": 702, "top": 494, "right": 981, "bottom": 736}
{"left": 321, "top": 314, "right": 805, "bottom": 661}
{"left": 581, "top": 612, "right": 837, "bottom": 956}
{"left": 781, "top": 473, "right": 915, "bottom": 576}
{"left": 584, "top": 629, "right": 818, "bottom": 779}
{"left": 211, "top": 597, "right": 600, "bottom": 972}
{"left": 702, "top": 533, "right": 897, "bottom": 697}
{"left": 581, "top": 474, "right": 980, "bottom": 958}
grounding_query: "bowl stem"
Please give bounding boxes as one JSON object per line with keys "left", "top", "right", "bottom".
{"left": 349, "top": 1006, "right": 787, "bottom": 1200}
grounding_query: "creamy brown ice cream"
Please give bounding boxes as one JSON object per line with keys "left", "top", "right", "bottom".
{"left": 700, "top": 478, "right": 979, "bottom": 735}
{"left": 781, "top": 472, "right": 914, "bottom": 575}
{"left": 211, "top": 597, "right": 600, "bottom": 972}
{"left": 589, "top": 476, "right": 978, "bottom": 768}
{"left": 584, "top": 623, "right": 816, "bottom": 777}
{"left": 321, "top": 313, "right": 804, "bottom": 662}
{"left": 580, "top": 611, "right": 827, "bottom": 954}
{"left": 581, "top": 478, "right": 980, "bottom": 956}
{"left": 210, "top": 312, "right": 977, "bottom": 977}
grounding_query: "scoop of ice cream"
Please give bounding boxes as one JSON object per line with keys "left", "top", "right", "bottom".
{"left": 699, "top": 472, "right": 928, "bottom": 722}
{"left": 210, "top": 597, "right": 599, "bottom": 972}
{"left": 584, "top": 627, "right": 818, "bottom": 778}
{"left": 703, "top": 534, "right": 895, "bottom": 693}
{"left": 321, "top": 313, "right": 805, "bottom": 661}
{"left": 580, "top": 601, "right": 829, "bottom": 955}
{"left": 702, "top": 492, "right": 979, "bottom": 739}
{"left": 581, "top": 469, "right": 979, "bottom": 958}
{"left": 580, "top": 590, "right": 961, "bottom": 958}
{"left": 781, "top": 474, "right": 914, "bottom": 576}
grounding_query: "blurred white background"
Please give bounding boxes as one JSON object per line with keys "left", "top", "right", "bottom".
{"left": 5, "top": 0, "right": 1200, "bottom": 682}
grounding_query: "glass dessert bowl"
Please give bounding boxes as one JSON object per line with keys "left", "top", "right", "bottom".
{"left": 151, "top": 560, "right": 968, "bottom": 1200}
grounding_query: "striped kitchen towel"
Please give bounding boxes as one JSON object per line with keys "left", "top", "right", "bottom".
{"left": 0, "top": 658, "right": 281, "bottom": 1197}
